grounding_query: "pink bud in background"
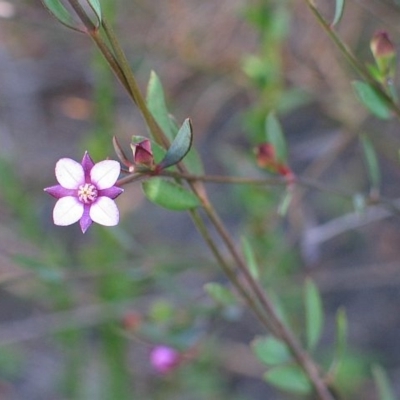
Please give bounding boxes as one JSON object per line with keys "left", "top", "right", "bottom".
{"left": 370, "top": 30, "right": 396, "bottom": 79}
{"left": 150, "top": 346, "right": 181, "bottom": 374}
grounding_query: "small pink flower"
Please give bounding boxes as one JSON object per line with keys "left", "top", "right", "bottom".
{"left": 44, "top": 151, "right": 123, "bottom": 233}
{"left": 150, "top": 346, "right": 181, "bottom": 374}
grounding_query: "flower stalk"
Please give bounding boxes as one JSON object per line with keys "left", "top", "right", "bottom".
{"left": 45, "top": 4, "right": 336, "bottom": 398}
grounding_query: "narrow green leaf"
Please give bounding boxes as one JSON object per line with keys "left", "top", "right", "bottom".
{"left": 264, "top": 365, "right": 312, "bottom": 394}
{"left": 42, "top": 0, "right": 82, "bottom": 31}
{"left": 331, "top": 0, "right": 345, "bottom": 27}
{"left": 352, "top": 81, "right": 392, "bottom": 119}
{"left": 86, "top": 0, "right": 102, "bottom": 23}
{"left": 142, "top": 178, "right": 200, "bottom": 211}
{"left": 241, "top": 236, "right": 259, "bottom": 280}
{"left": 146, "top": 71, "right": 175, "bottom": 141}
{"left": 336, "top": 308, "right": 347, "bottom": 360}
{"left": 278, "top": 190, "right": 292, "bottom": 216}
{"left": 204, "top": 283, "right": 236, "bottom": 306}
{"left": 304, "top": 279, "right": 324, "bottom": 351}
{"left": 329, "top": 307, "right": 347, "bottom": 377}
{"left": 265, "top": 112, "right": 287, "bottom": 163}
{"left": 252, "top": 336, "right": 292, "bottom": 366}
{"left": 168, "top": 118, "right": 204, "bottom": 174}
{"left": 372, "top": 365, "right": 396, "bottom": 400}
{"left": 158, "top": 119, "right": 193, "bottom": 169}
{"left": 361, "top": 135, "right": 381, "bottom": 189}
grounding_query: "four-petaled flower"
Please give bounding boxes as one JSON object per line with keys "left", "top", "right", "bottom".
{"left": 44, "top": 151, "right": 123, "bottom": 233}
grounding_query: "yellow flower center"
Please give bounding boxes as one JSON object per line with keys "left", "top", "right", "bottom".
{"left": 78, "top": 183, "right": 98, "bottom": 204}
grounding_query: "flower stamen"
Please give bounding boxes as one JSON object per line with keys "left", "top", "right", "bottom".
{"left": 78, "top": 183, "right": 98, "bottom": 204}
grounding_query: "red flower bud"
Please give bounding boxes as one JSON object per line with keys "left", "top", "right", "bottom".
{"left": 255, "top": 143, "right": 294, "bottom": 182}
{"left": 370, "top": 31, "right": 396, "bottom": 78}
{"left": 131, "top": 139, "right": 154, "bottom": 169}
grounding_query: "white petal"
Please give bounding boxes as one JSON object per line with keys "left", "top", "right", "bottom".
{"left": 53, "top": 197, "right": 84, "bottom": 226}
{"left": 90, "top": 197, "right": 119, "bottom": 226}
{"left": 90, "top": 160, "right": 120, "bottom": 189}
{"left": 55, "top": 158, "right": 85, "bottom": 189}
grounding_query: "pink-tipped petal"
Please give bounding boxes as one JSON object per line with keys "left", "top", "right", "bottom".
{"left": 53, "top": 197, "right": 84, "bottom": 226}
{"left": 79, "top": 205, "right": 93, "bottom": 233}
{"left": 89, "top": 197, "right": 119, "bottom": 226}
{"left": 55, "top": 158, "right": 85, "bottom": 189}
{"left": 90, "top": 160, "right": 120, "bottom": 189}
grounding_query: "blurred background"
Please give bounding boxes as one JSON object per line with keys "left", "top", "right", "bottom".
{"left": 1, "top": 0, "right": 400, "bottom": 398}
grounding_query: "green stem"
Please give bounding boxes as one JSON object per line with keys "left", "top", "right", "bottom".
{"left": 201, "top": 201, "right": 334, "bottom": 400}
{"left": 188, "top": 209, "right": 277, "bottom": 333}
{"left": 101, "top": 19, "right": 168, "bottom": 147}
{"left": 72, "top": 12, "right": 334, "bottom": 398}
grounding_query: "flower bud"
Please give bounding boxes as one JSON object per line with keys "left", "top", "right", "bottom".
{"left": 255, "top": 143, "right": 294, "bottom": 182}
{"left": 131, "top": 138, "right": 154, "bottom": 169}
{"left": 255, "top": 143, "right": 276, "bottom": 170}
{"left": 150, "top": 346, "right": 181, "bottom": 374}
{"left": 370, "top": 31, "right": 396, "bottom": 78}
{"left": 121, "top": 311, "right": 142, "bottom": 332}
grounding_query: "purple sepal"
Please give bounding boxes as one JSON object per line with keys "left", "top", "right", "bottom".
{"left": 99, "top": 187, "right": 124, "bottom": 199}
{"left": 81, "top": 151, "right": 95, "bottom": 181}
{"left": 79, "top": 205, "right": 92, "bottom": 233}
{"left": 44, "top": 185, "right": 76, "bottom": 198}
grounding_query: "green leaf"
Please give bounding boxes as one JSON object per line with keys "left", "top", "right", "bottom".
{"left": 167, "top": 118, "right": 204, "bottom": 174}
{"left": 331, "top": 0, "right": 345, "bottom": 27}
{"left": 278, "top": 190, "right": 292, "bottom": 216}
{"left": 361, "top": 135, "right": 381, "bottom": 190}
{"left": 158, "top": 119, "right": 193, "bottom": 169}
{"left": 265, "top": 112, "right": 287, "bottom": 163}
{"left": 241, "top": 236, "right": 259, "bottom": 280}
{"left": 352, "top": 81, "right": 392, "bottom": 119}
{"left": 252, "top": 336, "right": 291, "bottom": 366}
{"left": 304, "top": 279, "right": 324, "bottom": 351}
{"left": 41, "top": 0, "right": 81, "bottom": 31}
{"left": 142, "top": 178, "right": 200, "bottom": 211}
{"left": 42, "top": 0, "right": 101, "bottom": 30}
{"left": 372, "top": 365, "right": 396, "bottom": 400}
{"left": 146, "top": 71, "right": 175, "bottom": 141}
{"left": 264, "top": 365, "right": 312, "bottom": 395}
{"left": 86, "top": 0, "right": 102, "bottom": 24}
{"left": 329, "top": 307, "right": 347, "bottom": 377}
{"left": 204, "top": 282, "right": 237, "bottom": 306}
